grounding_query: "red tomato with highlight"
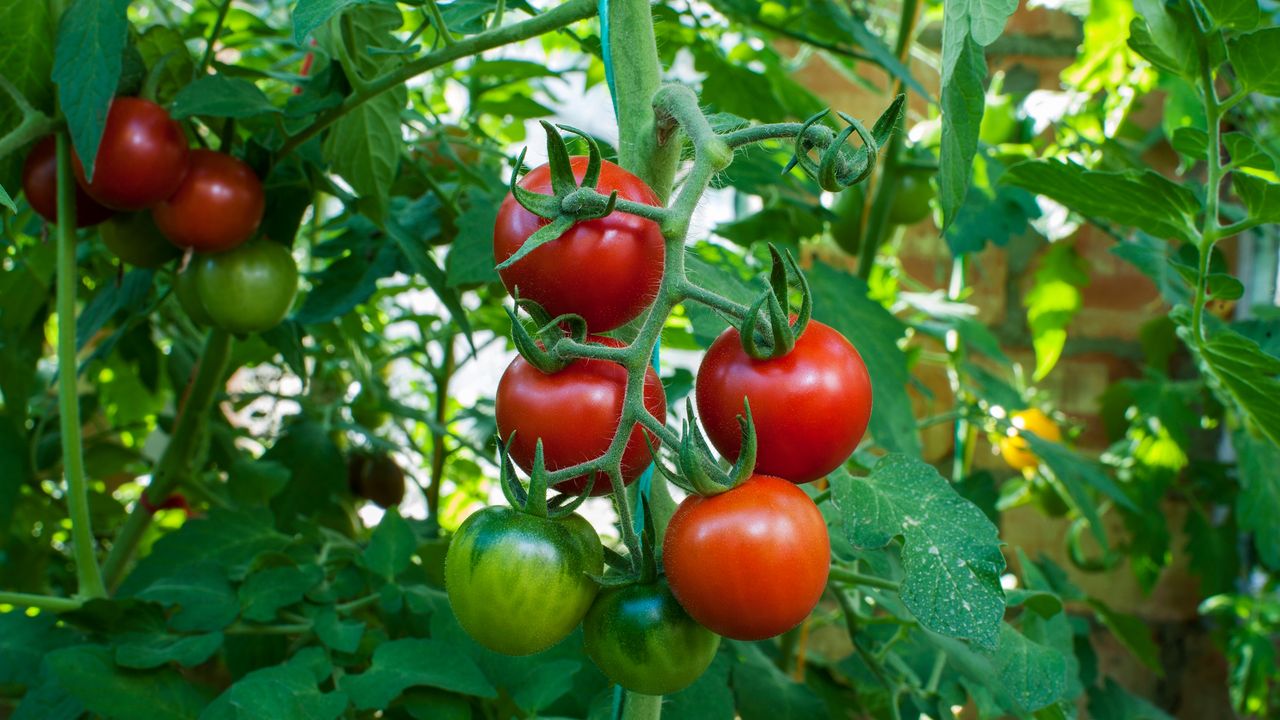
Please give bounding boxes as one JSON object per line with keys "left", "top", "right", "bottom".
{"left": 153, "top": 149, "right": 265, "bottom": 253}
{"left": 495, "top": 337, "right": 666, "bottom": 496}
{"left": 493, "top": 157, "right": 664, "bottom": 332}
{"left": 663, "top": 474, "right": 830, "bottom": 640}
{"left": 696, "top": 319, "right": 871, "bottom": 483}
{"left": 22, "top": 136, "right": 114, "bottom": 226}
{"left": 73, "top": 97, "right": 190, "bottom": 210}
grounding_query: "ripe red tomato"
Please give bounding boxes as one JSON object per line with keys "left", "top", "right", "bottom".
{"left": 696, "top": 319, "right": 871, "bottom": 483}
{"left": 72, "top": 97, "right": 190, "bottom": 210}
{"left": 663, "top": 474, "right": 830, "bottom": 640}
{"left": 495, "top": 337, "right": 666, "bottom": 496}
{"left": 153, "top": 149, "right": 265, "bottom": 253}
{"left": 493, "top": 157, "right": 664, "bottom": 332}
{"left": 21, "top": 136, "right": 114, "bottom": 226}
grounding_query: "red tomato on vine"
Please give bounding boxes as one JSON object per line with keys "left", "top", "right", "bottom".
{"left": 72, "top": 97, "right": 190, "bottom": 211}
{"left": 21, "top": 136, "right": 114, "bottom": 227}
{"left": 153, "top": 149, "right": 265, "bottom": 253}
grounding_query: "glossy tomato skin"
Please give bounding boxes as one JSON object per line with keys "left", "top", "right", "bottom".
{"left": 696, "top": 319, "right": 871, "bottom": 483}
{"left": 495, "top": 337, "right": 666, "bottom": 496}
{"left": 99, "top": 212, "right": 180, "bottom": 267}
{"left": 663, "top": 474, "right": 830, "bottom": 640}
{"left": 583, "top": 578, "right": 720, "bottom": 696}
{"left": 346, "top": 450, "right": 406, "bottom": 509}
{"left": 153, "top": 150, "right": 264, "bottom": 253}
{"left": 445, "top": 507, "right": 603, "bottom": 655}
{"left": 998, "top": 408, "right": 1061, "bottom": 471}
{"left": 493, "top": 157, "right": 664, "bottom": 332}
{"left": 22, "top": 137, "right": 114, "bottom": 227}
{"left": 73, "top": 97, "right": 190, "bottom": 211}
{"left": 194, "top": 240, "right": 298, "bottom": 334}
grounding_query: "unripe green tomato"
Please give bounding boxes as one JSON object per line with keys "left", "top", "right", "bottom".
{"left": 194, "top": 240, "right": 298, "bottom": 335}
{"left": 351, "top": 389, "right": 390, "bottom": 429}
{"left": 445, "top": 507, "right": 603, "bottom": 656}
{"left": 980, "top": 94, "right": 1019, "bottom": 146}
{"left": 100, "top": 212, "right": 181, "bottom": 268}
{"left": 828, "top": 184, "right": 865, "bottom": 256}
{"left": 174, "top": 261, "right": 214, "bottom": 326}
{"left": 888, "top": 170, "right": 935, "bottom": 225}
{"left": 583, "top": 578, "right": 720, "bottom": 695}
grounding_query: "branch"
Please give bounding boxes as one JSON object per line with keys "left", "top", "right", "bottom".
{"left": 0, "top": 591, "right": 84, "bottom": 613}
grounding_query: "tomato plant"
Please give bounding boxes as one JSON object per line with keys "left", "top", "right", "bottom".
{"left": 21, "top": 136, "right": 113, "bottom": 226}
{"left": 152, "top": 149, "right": 264, "bottom": 253}
{"left": 97, "top": 211, "right": 180, "bottom": 268}
{"left": 696, "top": 319, "right": 871, "bottom": 483}
{"left": 445, "top": 506, "right": 603, "bottom": 656}
{"left": 493, "top": 157, "right": 665, "bottom": 332}
{"left": 192, "top": 239, "right": 298, "bottom": 334}
{"left": 346, "top": 449, "right": 406, "bottom": 508}
{"left": 71, "top": 97, "right": 189, "bottom": 210}
{"left": 887, "top": 168, "right": 934, "bottom": 225}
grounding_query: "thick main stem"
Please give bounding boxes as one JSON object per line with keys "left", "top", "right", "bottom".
{"left": 609, "top": 0, "right": 679, "bottom": 200}
{"left": 56, "top": 134, "right": 106, "bottom": 601}
{"left": 101, "top": 328, "right": 233, "bottom": 589}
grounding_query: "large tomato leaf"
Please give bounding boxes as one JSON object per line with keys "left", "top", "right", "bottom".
{"left": 44, "top": 645, "right": 210, "bottom": 720}
{"left": 340, "top": 638, "right": 495, "bottom": 710}
{"left": 203, "top": 648, "right": 348, "bottom": 720}
{"left": 52, "top": 0, "right": 130, "bottom": 182}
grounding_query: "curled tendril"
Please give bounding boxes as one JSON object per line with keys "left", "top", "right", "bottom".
{"left": 784, "top": 95, "right": 907, "bottom": 192}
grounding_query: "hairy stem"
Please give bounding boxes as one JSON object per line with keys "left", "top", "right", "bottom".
{"left": 56, "top": 134, "right": 106, "bottom": 600}
{"left": 610, "top": 0, "right": 679, "bottom": 200}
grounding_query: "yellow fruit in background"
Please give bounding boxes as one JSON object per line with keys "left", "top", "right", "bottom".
{"left": 999, "top": 408, "right": 1062, "bottom": 471}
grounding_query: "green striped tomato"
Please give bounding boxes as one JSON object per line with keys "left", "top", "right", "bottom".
{"left": 445, "top": 507, "right": 603, "bottom": 655}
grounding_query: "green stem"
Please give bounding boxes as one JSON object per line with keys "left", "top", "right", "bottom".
{"left": 609, "top": 0, "right": 678, "bottom": 200}
{"left": 225, "top": 622, "right": 312, "bottom": 635}
{"left": 946, "top": 255, "right": 972, "bottom": 483}
{"left": 0, "top": 75, "right": 59, "bottom": 162}
{"left": 198, "top": 0, "right": 235, "bottom": 75}
{"left": 924, "top": 649, "right": 946, "bottom": 694}
{"left": 424, "top": 0, "right": 455, "bottom": 46}
{"left": 336, "top": 593, "right": 381, "bottom": 614}
{"left": 1192, "top": 60, "right": 1223, "bottom": 347}
{"left": 620, "top": 692, "right": 663, "bottom": 720}
{"left": 428, "top": 330, "right": 455, "bottom": 519}
{"left": 829, "top": 566, "right": 900, "bottom": 592}
{"left": 101, "top": 329, "right": 234, "bottom": 590}
{"left": 56, "top": 134, "right": 107, "bottom": 601}
{"left": 276, "top": 0, "right": 597, "bottom": 161}
{"left": 0, "top": 591, "right": 84, "bottom": 613}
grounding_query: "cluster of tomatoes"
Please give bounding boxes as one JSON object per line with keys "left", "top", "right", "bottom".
{"left": 20, "top": 97, "right": 297, "bottom": 335}
{"left": 445, "top": 158, "right": 874, "bottom": 695}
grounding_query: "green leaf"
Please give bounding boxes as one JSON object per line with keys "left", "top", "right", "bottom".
{"left": 313, "top": 607, "right": 365, "bottom": 653}
{"left": 944, "top": 163, "right": 1041, "bottom": 255}
{"left": 265, "top": 420, "right": 348, "bottom": 529}
{"left": 0, "top": 612, "right": 82, "bottom": 687}
{"left": 809, "top": 263, "right": 921, "bottom": 455}
{"left": 135, "top": 25, "right": 195, "bottom": 106}
{"left": 1179, "top": 322, "right": 1280, "bottom": 447}
{"left": 1233, "top": 173, "right": 1280, "bottom": 224}
{"left": 52, "top": 0, "right": 130, "bottom": 182}
{"left": 295, "top": 241, "right": 400, "bottom": 324}
{"left": 115, "top": 632, "right": 224, "bottom": 670}
{"left": 1235, "top": 430, "right": 1280, "bottom": 571}
{"left": 1110, "top": 235, "right": 1191, "bottom": 306}
{"left": 0, "top": 0, "right": 55, "bottom": 192}
{"left": 446, "top": 188, "right": 502, "bottom": 287}
{"left": 171, "top": 76, "right": 281, "bottom": 119}
{"left": 136, "top": 563, "right": 240, "bottom": 632}
{"left": 119, "top": 509, "right": 291, "bottom": 595}
{"left": 988, "top": 623, "right": 1069, "bottom": 712}
{"left": 227, "top": 457, "right": 291, "bottom": 506}
{"left": 729, "top": 641, "right": 825, "bottom": 720}
{"left": 340, "top": 638, "right": 495, "bottom": 710}
{"left": 45, "top": 645, "right": 209, "bottom": 720}
{"left": 1025, "top": 435, "right": 1139, "bottom": 545}
{"left": 363, "top": 508, "right": 415, "bottom": 580}
{"left": 1024, "top": 242, "right": 1088, "bottom": 381}
{"left": 664, "top": 649, "right": 734, "bottom": 720}
{"left": 1224, "top": 133, "right": 1274, "bottom": 173}
{"left": 939, "top": 28, "right": 987, "bottom": 228}
{"left": 1088, "top": 599, "right": 1162, "bottom": 674}
{"left": 1129, "top": 0, "right": 1203, "bottom": 79}
{"left": 239, "top": 565, "right": 324, "bottom": 622}
{"left": 1087, "top": 678, "right": 1173, "bottom": 720}
{"left": 11, "top": 677, "right": 83, "bottom": 720}
{"left": 1202, "top": 0, "right": 1260, "bottom": 30}
{"left": 202, "top": 656, "right": 348, "bottom": 720}
{"left": 76, "top": 269, "right": 154, "bottom": 353}
{"left": 1169, "top": 127, "right": 1208, "bottom": 158}
{"left": 0, "top": 184, "right": 15, "bottom": 213}
{"left": 1003, "top": 159, "right": 1201, "bottom": 242}
{"left": 382, "top": 209, "right": 477, "bottom": 354}
{"left": 1228, "top": 28, "right": 1280, "bottom": 96}
{"left": 293, "top": 0, "right": 386, "bottom": 44}
{"left": 833, "top": 456, "right": 1006, "bottom": 647}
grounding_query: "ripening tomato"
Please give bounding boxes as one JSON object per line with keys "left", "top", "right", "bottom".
{"left": 22, "top": 136, "right": 115, "bottom": 226}
{"left": 888, "top": 169, "right": 935, "bottom": 225}
{"left": 347, "top": 450, "right": 406, "bottom": 509}
{"left": 99, "top": 212, "right": 181, "bottom": 268}
{"left": 445, "top": 506, "right": 603, "bottom": 655}
{"left": 696, "top": 319, "right": 871, "bottom": 484}
{"left": 153, "top": 150, "right": 265, "bottom": 253}
{"left": 193, "top": 239, "right": 298, "bottom": 334}
{"left": 998, "top": 408, "right": 1061, "bottom": 471}
{"left": 493, "top": 157, "right": 664, "bottom": 332}
{"left": 582, "top": 578, "right": 720, "bottom": 695}
{"left": 495, "top": 337, "right": 666, "bottom": 496}
{"left": 73, "top": 97, "right": 190, "bottom": 210}
{"left": 663, "top": 474, "right": 829, "bottom": 641}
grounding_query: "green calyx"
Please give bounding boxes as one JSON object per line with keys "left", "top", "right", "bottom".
{"left": 649, "top": 399, "right": 757, "bottom": 498}
{"left": 498, "top": 434, "right": 593, "bottom": 520}
{"left": 739, "top": 244, "right": 812, "bottom": 360}
{"left": 506, "top": 295, "right": 588, "bottom": 374}
{"left": 495, "top": 121, "right": 619, "bottom": 272}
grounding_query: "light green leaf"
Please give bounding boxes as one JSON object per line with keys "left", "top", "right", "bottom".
{"left": 115, "top": 632, "right": 223, "bottom": 670}
{"left": 0, "top": 184, "right": 15, "bottom": 213}
{"left": 1233, "top": 173, "right": 1280, "bottom": 223}
{"left": 1235, "top": 431, "right": 1280, "bottom": 570}
{"left": 1130, "top": 0, "right": 1203, "bottom": 79}
{"left": 52, "top": 0, "right": 130, "bottom": 182}
{"left": 965, "top": 0, "right": 1019, "bottom": 45}
{"left": 1088, "top": 599, "right": 1162, "bottom": 674}
{"left": 1025, "top": 242, "right": 1088, "bottom": 380}
{"left": 171, "top": 76, "right": 281, "bottom": 119}
{"left": 239, "top": 565, "right": 324, "bottom": 622}
{"left": 939, "top": 22, "right": 987, "bottom": 228}
{"left": 293, "top": 0, "right": 388, "bottom": 44}
{"left": 45, "top": 645, "right": 209, "bottom": 720}
{"left": 1228, "top": 28, "right": 1280, "bottom": 96}
{"left": 135, "top": 25, "right": 195, "bottom": 106}
{"left": 0, "top": 0, "right": 55, "bottom": 191}
{"left": 201, "top": 657, "right": 348, "bottom": 720}
{"left": 833, "top": 456, "right": 1005, "bottom": 647}
{"left": 988, "top": 623, "right": 1069, "bottom": 712}
{"left": 1088, "top": 678, "right": 1174, "bottom": 720}
{"left": 136, "top": 564, "right": 240, "bottom": 632}
{"left": 1003, "top": 159, "right": 1201, "bottom": 242}
{"left": 1178, "top": 322, "right": 1280, "bottom": 448}
{"left": 1169, "top": 127, "right": 1208, "bottom": 159}
{"left": 363, "top": 508, "right": 415, "bottom": 580}
{"left": 340, "top": 638, "right": 495, "bottom": 710}
{"left": 1201, "top": 0, "right": 1260, "bottom": 30}
{"left": 1224, "top": 133, "right": 1275, "bottom": 173}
